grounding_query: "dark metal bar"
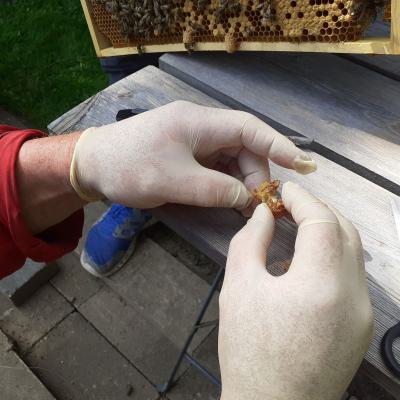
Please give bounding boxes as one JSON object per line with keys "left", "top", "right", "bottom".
{"left": 157, "top": 266, "right": 225, "bottom": 396}
{"left": 184, "top": 353, "right": 221, "bottom": 388}
{"left": 195, "top": 319, "right": 219, "bottom": 329}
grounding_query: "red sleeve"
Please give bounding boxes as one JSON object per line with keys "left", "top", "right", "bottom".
{"left": 0, "top": 125, "right": 84, "bottom": 279}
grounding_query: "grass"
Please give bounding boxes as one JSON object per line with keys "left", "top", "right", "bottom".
{"left": 0, "top": 0, "right": 108, "bottom": 130}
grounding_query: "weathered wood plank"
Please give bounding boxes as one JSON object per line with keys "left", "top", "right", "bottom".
{"left": 48, "top": 66, "right": 400, "bottom": 394}
{"left": 346, "top": 20, "right": 400, "bottom": 81}
{"left": 159, "top": 52, "right": 400, "bottom": 189}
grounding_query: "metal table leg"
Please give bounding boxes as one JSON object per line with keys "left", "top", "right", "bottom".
{"left": 157, "top": 265, "right": 225, "bottom": 396}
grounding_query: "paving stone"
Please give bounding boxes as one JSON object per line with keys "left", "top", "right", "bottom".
{"left": 51, "top": 252, "right": 104, "bottom": 307}
{"left": 168, "top": 329, "right": 220, "bottom": 400}
{"left": 0, "top": 329, "right": 55, "bottom": 400}
{"left": 145, "top": 223, "right": 220, "bottom": 285}
{"left": 0, "top": 284, "right": 73, "bottom": 353}
{"left": 0, "top": 259, "right": 59, "bottom": 306}
{"left": 79, "top": 238, "right": 219, "bottom": 384}
{"left": 107, "top": 238, "right": 219, "bottom": 347}
{"left": 79, "top": 285, "right": 189, "bottom": 385}
{"left": 24, "top": 312, "right": 158, "bottom": 400}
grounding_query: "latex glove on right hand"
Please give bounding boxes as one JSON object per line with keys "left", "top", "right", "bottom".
{"left": 219, "top": 182, "right": 374, "bottom": 400}
{"left": 69, "top": 101, "right": 316, "bottom": 212}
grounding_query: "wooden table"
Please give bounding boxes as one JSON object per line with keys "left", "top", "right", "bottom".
{"left": 49, "top": 54, "right": 400, "bottom": 396}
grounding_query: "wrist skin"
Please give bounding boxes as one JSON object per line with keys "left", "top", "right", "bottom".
{"left": 16, "top": 132, "right": 88, "bottom": 234}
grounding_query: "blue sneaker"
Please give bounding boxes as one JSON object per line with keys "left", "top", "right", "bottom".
{"left": 81, "top": 204, "right": 150, "bottom": 277}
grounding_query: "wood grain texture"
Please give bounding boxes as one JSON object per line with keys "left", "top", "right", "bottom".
{"left": 48, "top": 66, "right": 400, "bottom": 393}
{"left": 160, "top": 52, "right": 400, "bottom": 187}
{"left": 97, "top": 38, "right": 394, "bottom": 57}
{"left": 392, "top": 0, "right": 400, "bottom": 54}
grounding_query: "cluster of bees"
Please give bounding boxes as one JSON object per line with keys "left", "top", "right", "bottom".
{"left": 91, "top": 0, "right": 380, "bottom": 50}
{"left": 93, "top": 0, "right": 176, "bottom": 39}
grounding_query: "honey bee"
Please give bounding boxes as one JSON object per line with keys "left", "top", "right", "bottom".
{"left": 259, "top": 0, "right": 276, "bottom": 23}
{"left": 195, "top": 0, "right": 209, "bottom": 14}
{"left": 215, "top": 0, "right": 241, "bottom": 22}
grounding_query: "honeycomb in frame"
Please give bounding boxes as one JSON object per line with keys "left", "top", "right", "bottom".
{"left": 90, "top": 0, "right": 378, "bottom": 50}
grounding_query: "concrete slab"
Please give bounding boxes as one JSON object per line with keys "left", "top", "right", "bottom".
{"left": 51, "top": 252, "right": 104, "bottom": 307}
{"left": 0, "top": 260, "right": 59, "bottom": 306}
{"left": 79, "top": 238, "right": 219, "bottom": 384}
{"left": 24, "top": 312, "right": 159, "bottom": 400}
{"left": 107, "top": 238, "right": 219, "bottom": 348}
{"left": 168, "top": 329, "right": 220, "bottom": 400}
{"left": 79, "top": 284, "right": 189, "bottom": 385}
{"left": 0, "top": 329, "right": 55, "bottom": 400}
{"left": 0, "top": 284, "right": 73, "bottom": 353}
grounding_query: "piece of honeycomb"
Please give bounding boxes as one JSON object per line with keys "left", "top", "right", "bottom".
{"left": 89, "top": 0, "right": 379, "bottom": 50}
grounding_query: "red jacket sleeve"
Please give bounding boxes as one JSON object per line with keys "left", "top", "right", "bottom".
{"left": 0, "top": 125, "right": 84, "bottom": 279}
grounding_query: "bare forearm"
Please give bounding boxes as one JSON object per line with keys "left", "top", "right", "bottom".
{"left": 16, "top": 132, "right": 87, "bottom": 234}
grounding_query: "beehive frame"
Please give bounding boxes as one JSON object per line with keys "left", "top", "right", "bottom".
{"left": 81, "top": 0, "right": 399, "bottom": 55}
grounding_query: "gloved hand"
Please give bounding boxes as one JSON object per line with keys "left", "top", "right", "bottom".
{"left": 219, "top": 182, "right": 374, "bottom": 400}
{"left": 69, "top": 101, "right": 316, "bottom": 211}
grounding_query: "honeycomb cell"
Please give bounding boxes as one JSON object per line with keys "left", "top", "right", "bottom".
{"left": 90, "top": 0, "right": 368, "bottom": 51}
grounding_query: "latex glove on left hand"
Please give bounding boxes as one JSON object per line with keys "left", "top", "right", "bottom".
{"left": 70, "top": 101, "right": 317, "bottom": 211}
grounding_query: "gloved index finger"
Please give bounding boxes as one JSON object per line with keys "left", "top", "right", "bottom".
{"left": 281, "top": 182, "right": 342, "bottom": 276}
{"left": 239, "top": 113, "right": 317, "bottom": 175}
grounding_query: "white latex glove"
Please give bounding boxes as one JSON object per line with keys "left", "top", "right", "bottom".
{"left": 219, "top": 182, "right": 374, "bottom": 400}
{"left": 70, "top": 101, "right": 316, "bottom": 211}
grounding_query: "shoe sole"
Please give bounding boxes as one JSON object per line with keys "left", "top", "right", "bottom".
{"left": 80, "top": 235, "right": 138, "bottom": 278}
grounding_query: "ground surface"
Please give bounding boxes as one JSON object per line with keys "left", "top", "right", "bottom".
{"left": 0, "top": 198, "right": 396, "bottom": 399}
{"left": 0, "top": 0, "right": 107, "bottom": 130}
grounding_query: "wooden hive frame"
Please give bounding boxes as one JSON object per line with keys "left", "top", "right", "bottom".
{"left": 81, "top": 0, "right": 399, "bottom": 56}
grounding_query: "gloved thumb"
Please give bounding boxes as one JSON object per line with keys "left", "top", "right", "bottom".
{"left": 175, "top": 164, "right": 252, "bottom": 209}
{"left": 226, "top": 203, "right": 275, "bottom": 279}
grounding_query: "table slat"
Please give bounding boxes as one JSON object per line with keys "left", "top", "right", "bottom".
{"left": 48, "top": 66, "right": 400, "bottom": 395}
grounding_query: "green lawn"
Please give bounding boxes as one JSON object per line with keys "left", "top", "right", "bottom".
{"left": 0, "top": 0, "right": 108, "bottom": 130}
